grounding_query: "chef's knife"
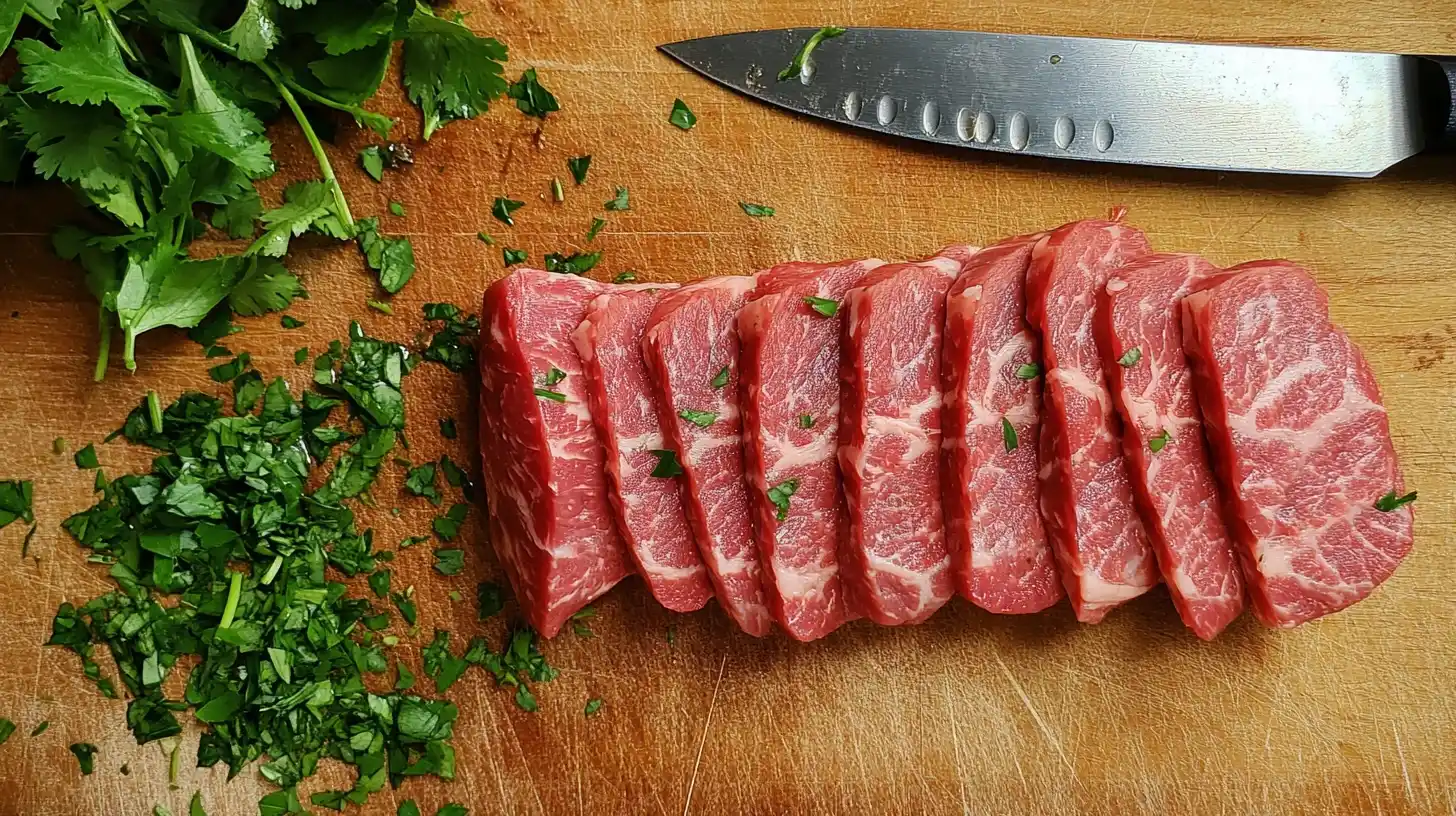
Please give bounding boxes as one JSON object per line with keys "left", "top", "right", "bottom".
{"left": 659, "top": 27, "right": 1456, "bottom": 177}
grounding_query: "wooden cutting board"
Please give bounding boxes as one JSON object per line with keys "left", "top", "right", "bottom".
{"left": 1, "top": 2, "right": 1453, "bottom": 814}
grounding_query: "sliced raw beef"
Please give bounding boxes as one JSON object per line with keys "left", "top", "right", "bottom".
{"left": 1181, "top": 261, "right": 1414, "bottom": 627}
{"left": 1025, "top": 219, "right": 1159, "bottom": 623}
{"left": 942, "top": 234, "right": 1064, "bottom": 615}
{"left": 838, "top": 252, "right": 965, "bottom": 625}
{"left": 738, "top": 257, "right": 885, "bottom": 641}
{"left": 478, "top": 270, "right": 632, "bottom": 637}
{"left": 1098, "top": 254, "right": 1245, "bottom": 639}
{"left": 641, "top": 277, "right": 774, "bottom": 636}
{"left": 573, "top": 286, "right": 714, "bottom": 613}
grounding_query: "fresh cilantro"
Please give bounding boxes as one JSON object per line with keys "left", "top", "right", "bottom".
{"left": 398, "top": 802, "right": 421, "bottom": 816}
{"left": 400, "top": 535, "right": 429, "bottom": 549}
{"left": 679, "top": 409, "right": 717, "bottom": 428}
{"left": 587, "top": 217, "right": 607, "bottom": 242}
{"left": 405, "top": 463, "right": 440, "bottom": 503}
{"left": 359, "top": 146, "right": 386, "bottom": 182}
{"left": 0, "top": 480, "right": 34, "bottom": 530}
{"left": 1148, "top": 429, "right": 1172, "bottom": 453}
{"left": 571, "top": 606, "right": 597, "bottom": 639}
{"left": 389, "top": 201, "right": 406, "bottom": 217}
{"left": 508, "top": 68, "right": 559, "bottom": 119}
{"left": 534, "top": 388, "right": 566, "bottom": 402}
{"left": 613, "top": 271, "right": 637, "bottom": 283}
{"left": 30, "top": 721, "right": 49, "bottom": 737}
{"left": 543, "top": 367, "right": 567, "bottom": 386}
{"left": 437, "top": 805, "right": 469, "bottom": 816}
{"left": 433, "top": 503, "right": 469, "bottom": 540}
{"left": 798, "top": 414, "right": 815, "bottom": 429}
{"left": 492, "top": 197, "right": 525, "bottom": 226}
{"left": 551, "top": 177, "right": 565, "bottom": 203}
{"left": 434, "top": 549, "right": 465, "bottom": 576}
{"left": 441, "top": 456, "right": 472, "bottom": 498}
{"left": 1118, "top": 348, "right": 1143, "bottom": 367}
{"left": 567, "top": 155, "right": 592, "bottom": 185}
{"left": 779, "top": 26, "right": 848, "bottom": 82}
{"left": 604, "top": 187, "right": 630, "bottom": 211}
{"left": 477, "top": 582, "right": 505, "bottom": 619}
{"left": 767, "top": 478, "right": 800, "bottom": 521}
{"left": 803, "top": 296, "right": 839, "bottom": 318}
{"left": 74, "top": 444, "right": 99, "bottom": 469}
{"left": 209, "top": 352, "right": 252, "bottom": 383}
{"left": 1015, "top": 363, "right": 1042, "bottom": 380}
{"left": 423, "top": 630, "right": 469, "bottom": 693}
{"left": 711, "top": 366, "right": 730, "bottom": 389}
{"left": 369, "top": 299, "right": 394, "bottom": 314}
{"left": 669, "top": 98, "right": 697, "bottom": 130}
{"left": 0, "top": 718, "right": 13, "bottom": 745}
{"left": 439, "top": 418, "right": 458, "bottom": 439}
{"left": 229, "top": 258, "right": 303, "bottom": 317}
{"left": 1002, "top": 417, "right": 1018, "bottom": 452}
{"left": 368, "top": 569, "right": 392, "bottom": 599}
{"left": 584, "top": 698, "right": 604, "bottom": 717}
{"left": 503, "top": 248, "right": 527, "bottom": 266}
{"left": 648, "top": 449, "right": 684, "bottom": 478}
{"left": 294, "top": 347, "right": 309, "bottom": 365}
{"left": 1375, "top": 490, "right": 1418, "bottom": 512}
{"left": 477, "top": 232, "right": 495, "bottom": 245}
{"left": 422, "top": 303, "right": 480, "bottom": 373}
{"left": 393, "top": 591, "right": 419, "bottom": 626}
{"left": 544, "top": 251, "right": 602, "bottom": 276}
{"left": 69, "top": 742, "right": 97, "bottom": 775}
{"left": 395, "top": 662, "right": 416, "bottom": 691}
{"left": 740, "top": 202, "right": 775, "bottom": 217}
{"left": 357, "top": 217, "right": 417, "bottom": 294}
{"left": 402, "top": 9, "right": 510, "bottom": 140}
{"left": 280, "top": 315, "right": 304, "bottom": 329}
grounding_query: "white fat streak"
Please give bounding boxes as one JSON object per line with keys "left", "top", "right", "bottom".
{"left": 969, "top": 331, "right": 1036, "bottom": 427}
{"left": 864, "top": 391, "right": 942, "bottom": 465}
{"left": 864, "top": 550, "right": 949, "bottom": 613}
{"left": 771, "top": 557, "right": 836, "bottom": 601}
{"left": 1228, "top": 372, "right": 1384, "bottom": 456}
{"left": 765, "top": 429, "right": 836, "bottom": 479}
{"left": 632, "top": 546, "right": 707, "bottom": 581}
{"left": 1050, "top": 366, "right": 1105, "bottom": 403}
{"left": 1080, "top": 569, "right": 1153, "bottom": 607}
{"left": 687, "top": 432, "right": 741, "bottom": 464}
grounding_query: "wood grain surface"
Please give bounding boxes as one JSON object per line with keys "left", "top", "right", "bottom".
{"left": 1, "top": 2, "right": 1454, "bottom": 814}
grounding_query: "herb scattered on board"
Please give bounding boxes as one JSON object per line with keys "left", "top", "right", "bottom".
{"left": 1117, "top": 347, "right": 1143, "bottom": 367}
{"left": 0, "top": 718, "right": 14, "bottom": 746}
{"left": 570, "top": 607, "right": 597, "bottom": 639}
{"left": 477, "top": 582, "right": 506, "bottom": 619}
{"left": 1148, "top": 429, "right": 1171, "bottom": 453}
{"left": 740, "top": 202, "right": 775, "bottom": 218}
{"left": 368, "top": 299, "right": 395, "bottom": 315}
{"left": 1375, "top": 490, "right": 1418, "bottom": 512}
{"left": 503, "top": 248, "right": 528, "bottom": 267}
{"left": 30, "top": 720, "right": 49, "bottom": 737}
{"left": 69, "top": 742, "right": 97, "bottom": 775}
{"left": 648, "top": 450, "right": 684, "bottom": 478}
{"left": 0, "top": 480, "right": 34, "bottom": 531}
{"left": 669, "top": 98, "right": 697, "bottom": 130}
{"left": 767, "top": 478, "right": 800, "bottom": 521}
{"left": 584, "top": 698, "right": 604, "bottom": 717}
{"left": 1015, "top": 363, "right": 1042, "bottom": 380}
{"left": 587, "top": 217, "right": 607, "bottom": 242}
{"left": 433, "top": 549, "right": 465, "bottom": 576}
{"left": 360, "top": 146, "right": 387, "bottom": 183}
{"left": 604, "top": 187, "right": 631, "bottom": 212}
{"left": 551, "top": 177, "right": 565, "bottom": 202}
{"left": 544, "top": 251, "right": 603, "bottom": 276}
{"left": 74, "top": 443, "right": 99, "bottom": 469}
{"left": 433, "top": 503, "right": 470, "bottom": 540}
{"left": 405, "top": 463, "right": 441, "bottom": 504}
{"left": 280, "top": 315, "right": 304, "bottom": 330}
{"left": 613, "top": 271, "right": 637, "bottom": 283}
{"left": 1002, "top": 417, "right": 1019, "bottom": 452}
{"left": 7, "top": 3, "right": 509, "bottom": 376}
{"left": 543, "top": 368, "right": 567, "bottom": 387}
{"left": 439, "top": 418, "right": 458, "bottom": 439}
{"left": 389, "top": 201, "right": 407, "bottom": 217}
{"left": 679, "top": 409, "right": 717, "bottom": 428}
{"left": 477, "top": 232, "right": 495, "bottom": 245}
{"left": 779, "top": 26, "right": 848, "bottom": 82}
{"left": 567, "top": 156, "right": 592, "bottom": 185}
{"left": 357, "top": 217, "right": 417, "bottom": 295}
{"left": 803, "top": 296, "right": 839, "bottom": 318}
{"left": 492, "top": 197, "right": 525, "bottom": 226}
{"left": 421, "top": 303, "right": 481, "bottom": 373}
{"left": 507, "top": 68, "right": 559, "bottom": 119}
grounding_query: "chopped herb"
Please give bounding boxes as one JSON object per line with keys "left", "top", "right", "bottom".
{"left": 779, "top": 26, "right": 848, "bottom": 82}
{"left": 357, "top": 216, "right": 417, "bottom": 294}
{"left": 367, "top": 299, "right": 394, "bottom": 315}
{"left": 711, "top": 366, "right": 731, "bottom": 389}
{"left": 507, "top": 68, "right": 559, "bottom": 119}
{"left": 1375, "top": 490, "right": 1418, "bottom": 512}
{"left": 395, "top": 662, "right": 416, "bottom": 691}
{"left": 503, "top": 248, "right": 528, "bottom": 266}
{"left": 679, "top": 409, "right": 718, "bottom": 428}
{"left": 544, "top": 251, "right": 603, "bottom": 276}
{"left": 439, "top": 418, "right": 458, "bottom": 439}
{"left": 20, "top": 525, "right": 36, "bottom": 558}
{"left": 1002, "top": 417, "right": 1018, "bottom": 452}
{"left": 434, "top": 549, "right": 465, "bottom": 576}
{"left": 1118, "top": 348, "right": 1143, "bottom": 367}
{"left": 280, "top": 315, "right": 305, "bottom": 329}
{"left": 570, "top": 606, "right": 596, "bottom": 638}
{"left": 551, "top": 178, "right": 565, "bottom": 202}
{"left": 69, "top": 743, "right": 97, "bottom": 775}
{"left": 543, "top": 368, "right": 567, "bottom": 386}
{"left": 0, "top": 719, "right": 13, "bottom": 745}
{"left": 665, "top": 624, "right": 678, "bottom": 645}
{"left": 534, "top": 388, "right": 566, "bottom": 402}
{"left": 405, "top": 463, "right": 441, "bottom": 504}
{"left": 208, "top": 353, "right": 252, "bottom": 383}
{"left": 437, "top": 805, "right": 468, "bottom": 816}
{"left": 604, "top": 187, "right": 631, "bottom": 212}
{"left": 422, "top": 302, "right": 481, "bottom": 373}
{"left": 767, "top": 478, "right": 800, "bottom": 521}
{"left": 798, "top": 414, "right": 815, "bottom": 429}
{"left": 1148, "top": 429, "right": 1171, "bottom": 453}
{"left": 189, "top": 792, "right": 206, "bottom": 816}
{"left": 492, "top": 197, "right": 525, "bottom": 226}
{"left": 567, "top": 156, "right": 592, "bottom": 185}
{"left": 397, "top": 802, "right": 421, "bottom": 816}
{"left": 294, "top": 347, "right": 309, "bottom": 365}
{"left": 613, "top": 271, "right": 637, "bottom": 283}
{"left": 739, "top": 202, "right": 775, "bottom": 218}
{"left": 400, "top": 535, "right": 429, "bottom": 549}
{"left": 648, "top": 449, "right": 684, "bottom": 478}
{"left": 389, "top": 201, "right": 406, "bottom": 217}
{"left": 0, "top": 481, "right": 34, "bottom": 531}
{"left": 477, "top": 232, "right": 495, "bottom": 245}
{"left": 477, "top": 582, "right": 506, "bottom": 619}
{"left": 669, "top": 98, "right": 697, "bottom": 130}
{"left": 74, "top": 444, "right": 99, "bottom": 469}
{"left": 433, "top": 503, "right": 470, "bottom": 540}
{"left": 360, "top": 146, "right": 386, "bottom": 182}
{"left": 1015, "top": 363, "right": 1042, "bottom": 380}
{"left": 803, "top": 296, "right": 839, "bottom": 318}
{"left": 368, "top": 569, "right": 392, "bottom": 599}
{"left": 393, "top": 591, "right": 419, "bottom": 627}
{"left": 587, "top": 217, "right": 607, "bottom": 242}
{"left": 30, "top": 720, "right": 49, "bottom": 737}
{"left": 423, "top": 630, "right": 470, "bottom": 693}
{"left": 584, "top": 698, "right": 604, "bottom": 717}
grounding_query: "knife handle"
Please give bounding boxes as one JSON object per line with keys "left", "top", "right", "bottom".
{"left": 1420, "top": 57, "right": 1456, "bottom": 152}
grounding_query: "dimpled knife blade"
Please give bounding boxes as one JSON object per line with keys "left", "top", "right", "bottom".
{"left": 659, "top": 27, "right": 1435, "bottom": 177}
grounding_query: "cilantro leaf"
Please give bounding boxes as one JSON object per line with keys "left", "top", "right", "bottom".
{"left": 74, "top": 444, "right": 99, "bottom": 469}
{"left": 739, "top": 202, "right": 774, "bottom": 217}
{"left": 439, "top": 418, "right": 457, "bottom": 439}
{"left": 767, "top": 478, "right": 800, "bottom": 521}
{"left": 433, "top": 549, "right": 464, "bottom": 576}
{"left": 403, "top": 8, "right": 509, "bottom": 139}
{"left": 678, "top": 409, "right": 717, "bottom": 428}
{"left": 503, "top": 248, "right": 527, "bottom": 266}
{"left": 169, "top": 35, "right": 274, "bottom": 179}
{"left": 492, "top": 197, "right": 524, "bottom": 225}
{"left": 16, "top": 8, "right": 172, "bottom": 114}
{"left": 1015, "top": 363, "right": 1042, "bottom": 380}
{"left": 225, "top": 0, "right": 278, "bottom": 61}
{"left": 1375, "top": 490, "right": 1417, "bottom": 512}
{"left": 0, "top": 719, "right": 13, "bottom": 746}
{"left": 69, "top": 742, "right": 98, "bottom": 775}
{"left": 1118, "top": 348, "right": 1143, "bottom": 367}
{"left": 398, "top": 802, "right": 421, "bottom": 816}
{"left": 13, "top": 103, "right": 143, "bottom": 227}
{"left": 648, "top": 449, "right": 683, "bottom": 478}
{"left": 543, "top": 251, "right": 602, "bottom": 276}
{"left": 778, "top": 26, "right": 847, "bottom": 82}
{"left": 228, "top": 258, "right": 301, "bottom": 316}
{"left": 1148, "top": 429, "right": 1172, "bottom": 453}
{"left": 115, "top": 249, "right": 246, "bottom": 370}
{"left": 668, "top": 98, "right": 696, "bottom": 130}
{"left": 357, "top": 217, "right": 417, "bottom": 294}
{"left": 249, "top": 181, "right": 347, "bottom": 258}
{"left": 584, "top": 698, "right": 603, "bottom": 717}
{"left": 711, "top": 366, "right": 730, "bottom": 389}
{"left": 433, "top": 503, "right": 469, "bottom": 540}
{"left": 1002, "top": 417, "right": 1019, "bottom": 452}
{"left": 587, "top": 217, "right": 606, "bottom": 242}
{"left": 803, "top": 296, "right": 839, "bottom": 318}
{"left": 477, "top": 582, "right": 505, "bottom": 619}
{"left": 422, "top": 302, "right": 480, "bottom": 372}
{"left": 612, "top": 271, "right": 636, "bottom": 283}
{"left": 567, "top": 155, "right": 591, "bottom": 185}
{"left": 405, "top": 463, "right": 441, "bottom": 504}
{"left": 360, "top": 146, "right": 386, "bottom": 182}
{"left": 604, "top": 186, "right": 630, "bottom": 211}
{"left": 507, "top": 68, "right": 559, "bottom": 119}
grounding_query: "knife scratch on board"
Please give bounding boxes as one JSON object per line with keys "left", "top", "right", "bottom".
{"left": 682, "top": 652, "right": 728, "bottom": 816}
{"left": 942, "top": 677, "right": 972, "bottom": 816}
{"left": 993, "top": 650, "right": 1078, "bottom": 782}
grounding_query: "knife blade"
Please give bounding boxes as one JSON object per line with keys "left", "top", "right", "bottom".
{"left": 659, "top": 27, "right": 1456, "bottom": 177}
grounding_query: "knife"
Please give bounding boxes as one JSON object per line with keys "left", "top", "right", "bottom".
{"left": 659, "top": 27, "right": 1456, "bottom": 177}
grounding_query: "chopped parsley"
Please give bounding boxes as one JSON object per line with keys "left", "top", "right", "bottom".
{"left": 803, "top": 296, "right": 839, "bottom": 318}
{"left": 73, "top": 444, "right": 99, "bottom": 469}
{"left": 398, "top": 802, "right": 421, "bottom": 816}
{"left": 0, "top": 480, "right": 34, "bottom": 530}
{"left": 605, "top": 187, "right": 631, "bottom": 211}
{"left": 434, "top": 549, "right": 465, "bottom": 576}
{"left": 648, "top": 449, "right": 685, "bottom": 478}
{"left": 669, "top": 98, "right": 697, "bottom": 130}
{"left": 1015, "top": 363, "right": 1042, "bottom": 380}
{"left": 0, "top": 719, "right": 13, "bottom": 745}
{"left": 613, "top": 271, "right": 637, "bottom": 283}
{"left": 551, "top": 177, "right": 565, "bottom": 202}
{"left": 570, "top": 606, "right": 597, "bottom": 638}
{"left": 477, "top": 582, "right": 506, "bottom": 619}
{"left": 679, "top": 409, "right": 718, "bottom": 428}
{"left": 389, "top": 201, "right": 406, "bottom": 217}
{"left": 359, "top": 146, "right": 386, "bottom": 182}
{"left": 368, "top": 569, "right": 392, "bottom": 599}
{"left": 1002, "top": 417, "right": 1018, "bottom": 452}
{"left": 798, "top": 414, "right": 815, "bottom": 429}
{"left": 544, "top": 367, "right": 567, "bottom": 386}
{"left": 492, "top": 197, "right": 525, "bottom": 226}
{"left": 421, "top": 303, "right": 481, "bottom": 373}
{"left": 357, "top": 217, "right": 417, "bottom": 294}
{"left": 544, "top": 251, "right": 603, "bottom": 276}
{"left": 767, "top": 478, "right": 801, "bottom": 521}
{"left": 30, "top": 721, "right": 49, "bottom": 737}
{"left": 778, "top": 26, "right": 848, "bottom": 82}
{"left": 293, "top": 347, "right": 308, "bottom": 365}
{"left": 503, "top": 248, "right": 528, "bottom": 266}
{"left": 439, "top": 417, "right": 458, "bottom": 439}
{"left": 534, "top": 388, "right": 566, "bottom": 402}
{"left": 1375, "top": 490, "right": 1418, "bottom": 512}
{"left": 433, "top": 503, "right": 470, "bottom": 540}
{"left": 568, "top": 156, "right": 592, "bottom": 185}
{"left": 507, "top": 68, "right": 560, "bottom": 119}
{"left": 1148, "top": 429, "right": 1172, "bottom": 453}
{"left": 405, "top": 462, "right": 441, "bottom": 504}
{"left": 367, "top": 299, "right": 394, "bottom": 315}
{"left": 280, "top": 315, "right": 305, "bottom": 329}
{"left": 587, "top": 217, "right": 607, "bottom": 242}
{"left": 740, "top": 202, "right": 775, "bottom": 218}
{"left": 477, "top": 232, "right": 495, "bottom": 245}
{"left": 1118, "top": 348, "right": 1143, "bottom": 367}
{"left": 69, "top": 742, "right": 97, "bottom": 775}
{"left": 711, "top": 366, "right": 731, "bottom": 389}
{"left": 584, "top": 698, "right": 604, "bottom": 717}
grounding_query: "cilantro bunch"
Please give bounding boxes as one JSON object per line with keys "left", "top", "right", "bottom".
{"left": 0, "top": 0, "right": 508, "bottom": 377}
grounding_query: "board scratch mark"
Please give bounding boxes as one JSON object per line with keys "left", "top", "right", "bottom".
{"left": 682, "top": 652, "right": 728, "bottom": 816}
{"left": 994, "top": 650, "right": 1077, "bottom": 781}
{"left": 1394, "top": 724, "right": 1413, "bottom": 801}
{"left": 941, "top": 677, "right": 971, "bottom": 816}
{"left": 500, "top": 698, "right": 548, "bottom": 816}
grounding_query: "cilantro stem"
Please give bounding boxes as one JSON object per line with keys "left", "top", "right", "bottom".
{"left": 218, "top": 570, "right": 243, "bottom": 630}
{"left": 21, "top": 7, "right": 55, "bottom": 30}
{"left": 92, "top": 0, "right": 140, "bottom": 61}
{"left": 261, "top": 555, "right": 283, "bottom": 586}
{"left": 268, "top": 77, "right": 354, "bottom": 231}
{"left": 146, "top": 391, "right": 164, "bottom": 434}
{"left": 93, "top": 309, "right": 112, "bottom": 383}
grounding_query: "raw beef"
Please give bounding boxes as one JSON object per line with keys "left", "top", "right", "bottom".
{"left": 738, "top": 258, "right": 885, "bottom": 641}
{"left": 1097, "top": 254, "right": 1245, "bottom": 639}
{"left": 1181, "top": 261, "right": 1414, "bottom": 627}
{"left": 573, "top": 286, "right": 714, "bottom": 613}
{"left": 642, "top": 277, "right": 774, "bottom": 636}
{"left": 838, "top": 252, "right": 965, "bottom": 625}
{"left": 1025, "top": 219, "right": 1159, "bottom": 623}
{"left": 478, "top": 270, "right": 632, "bottom": 637}
{"left": 942, "top": 235, "right": 1064, "bottom": 615}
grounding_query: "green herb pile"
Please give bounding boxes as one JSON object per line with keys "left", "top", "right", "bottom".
{"left": 43, "top": 319, "right": 561, "bottom": 811}
{"left": 0, "top": 0, "right": 508, "bottom": 377}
